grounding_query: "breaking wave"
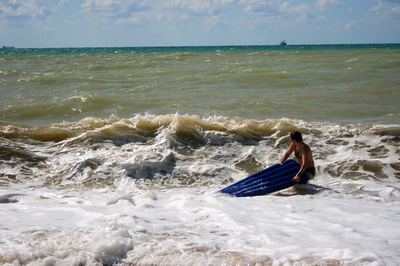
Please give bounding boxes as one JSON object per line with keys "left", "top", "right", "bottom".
{"left": 1, "top": 114, "right": 399, "bottom": 192}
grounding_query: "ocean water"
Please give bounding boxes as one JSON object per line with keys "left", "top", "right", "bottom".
{"left": 1, "top": 44, "right": 400, "bottom": 265}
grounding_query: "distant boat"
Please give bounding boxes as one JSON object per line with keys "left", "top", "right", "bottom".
{"left": 1, "top": 46, "right": 15, "bottom": 49}
{"left": 279, "top": 41, "right": 287, "bottom": 46}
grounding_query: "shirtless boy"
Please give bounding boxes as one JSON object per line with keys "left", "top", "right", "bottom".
{"left": 280, "top": 131, "right": 316, "bottom": 183}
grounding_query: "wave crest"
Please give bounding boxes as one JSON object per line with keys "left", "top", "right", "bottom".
{"left": 1, "top": 114, "right": 399, "bottom": 191}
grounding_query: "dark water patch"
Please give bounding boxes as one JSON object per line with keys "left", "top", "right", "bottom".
{"left": 328, "top": 160, "right": 389, "bottom": 180}
{"left": 0, "top": 194, "right": 22, "bottom": 203}
{"left": 0, "top": 139, "right": 47, "bottom": 162}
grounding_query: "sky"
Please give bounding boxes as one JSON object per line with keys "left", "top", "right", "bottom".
{"left": 1, "top": 0, "right": 399, "bottom": 48}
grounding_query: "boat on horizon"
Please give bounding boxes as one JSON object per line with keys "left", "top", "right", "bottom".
{"left": 279, "top": 40, "right": 287, "bottom": 46}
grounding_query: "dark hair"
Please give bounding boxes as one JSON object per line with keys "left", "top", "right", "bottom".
{"left": 290, "top": 131, "right": 303, "bottom": 142}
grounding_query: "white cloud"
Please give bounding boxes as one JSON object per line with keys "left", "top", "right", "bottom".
{"left": 172, "top": 0, "right": 234, "bottom": 14}
{"left": 240, "top": 0, "right": 307, "bottom": 16}
{"left": 115, "top": 16, "right": 142, "bottom": 25}
{"left": 115, "top": 10, "right": 170, "bottom": 25}
{"left": 81, "top": 0, "right": 146, "bottom": 17}
{"left": 0, "top": 0, "right": 50, "bottom": 18}
{"left": 316, "top": 0, "right": 340, "bottom": 11}
{"left": 0, "top": 0, "right": 71, "bottom": 20}
{"left": 344, "top": 20, "right": 356, "bottom": 31}
{"left": 59, "top": 0, "right": 69, "bottom": 7}
{"left": 279, "top": 2, "right": 310, "bottom": 13}
{"left": 79, "top": 0, "right": 336, "bottom": 29}
{"left": 82, "top": 0, "right": 235, "bottom": 18}
{"left": 240, "top": 0, "right": 326, "bottom": 28}
{"left": 81, "top": 0, "right": 238, "bottom": 26}
{"left": 370, "top": 0, "right": 400, "bottom": 20}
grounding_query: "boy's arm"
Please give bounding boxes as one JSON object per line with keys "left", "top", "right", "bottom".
{"left": 280, "top": 143, "right": 294, "bottom": 164}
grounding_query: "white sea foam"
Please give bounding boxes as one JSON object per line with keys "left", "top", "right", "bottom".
{"left": 1, "top": 115, "right": 399, "bottom": 265}
{"left": 1, "top": 180, "right": 399, "bottom": 265}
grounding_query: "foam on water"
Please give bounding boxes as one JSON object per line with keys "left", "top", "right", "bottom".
{"left": 1, "top": 114, "right": 399, "bottom": 188}
{"left": 1, "top": 114, "right": 399, "bottom": 265}
{"left": 1, "top": 186, "right": 399, "bottom": 265}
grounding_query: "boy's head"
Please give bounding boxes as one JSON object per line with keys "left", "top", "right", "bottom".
{"left": 290, "top": 131, "right": 303, "bottom": 142}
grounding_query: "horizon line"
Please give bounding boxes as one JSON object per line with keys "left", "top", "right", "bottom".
{"left": 3, "top": 42, "right": 400, "bottom": 50}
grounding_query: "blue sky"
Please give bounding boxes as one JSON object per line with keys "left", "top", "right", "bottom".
{"left": 1, "top": 0, "right": 399, "bottom": 48}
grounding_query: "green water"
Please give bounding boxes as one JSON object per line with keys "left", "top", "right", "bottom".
{"left": 1, "top": 44, "right": 399, "bottom": 126}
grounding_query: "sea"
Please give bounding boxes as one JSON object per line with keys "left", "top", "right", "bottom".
{"left": 1, "top": 44, "right": 399, "bottom": 265}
